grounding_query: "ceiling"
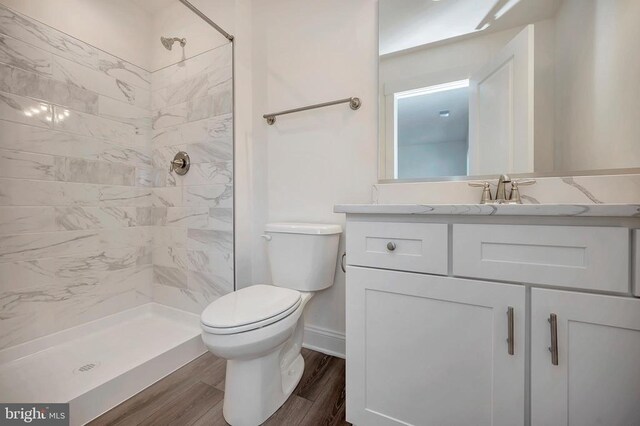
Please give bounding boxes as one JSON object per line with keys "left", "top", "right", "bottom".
{"left": 397, "top": 87, "right": 469, "bottom": 146}
{"left": 380, "top": 0, "right": 561, "bottom": 55}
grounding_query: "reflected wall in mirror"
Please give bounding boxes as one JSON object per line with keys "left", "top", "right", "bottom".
{"left": 379, "top": 0, "right": 640, "bottom": 181}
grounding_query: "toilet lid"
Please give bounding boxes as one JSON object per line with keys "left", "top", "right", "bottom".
{"left": 201, "top": 285, "right": 301, "bottom": 332}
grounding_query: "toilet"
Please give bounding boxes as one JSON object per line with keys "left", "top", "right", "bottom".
{"left": 200, "top": 222, "right": 342, "bottom": 426}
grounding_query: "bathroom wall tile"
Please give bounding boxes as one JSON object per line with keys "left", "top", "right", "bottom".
{"left": 0, "top": 226, "right": 152, "bottom": 263}
{"left": 165, "top": 206, "right": 209, "bottom": 228}
{"left": 52, "top": 55, "right": 149, "bottom": 108}
{"left": 183, "top": 185, "right": 233, "bottom": 208}
{"left": 153, "top": 265, "right": 187, "bottom": 289}
{"left": 0, "top": 91, "right": 53, "bottom": 128}
{"left": 136, "top": 206, "right": 166, "bottom": 226}
{"left": 152, "top": 80, "right": 232, "bottom": 130}
{"left": 52, "top": 282, "right": 150, "bottom": 333}
{"left": 99, "top": 186, "right": 152, "bottom": 207}
{"left": 208, "top": 208, "right": 233, "bottom": 231}
{"left": 0, "top": 63, "right": 99, "bottom": 114}
{"left": 0, "top": 120, "right": 151, "bottom": 168}
{"left": 153, "top": 245, "right": 187, "bottom": 270}
{"left": 0, "top": 206, "right": 56, "bottom": 234}
{"left": 152, "top": 113, "right": 232, "bottom": 148}
{"left": 152, "top": 137, "right": 232, "bottom": 168}
{"left": 97, "top": 57, "right": 150, "bottom": 91}
{"left": 52, "top": 105, "right": 140, "bottom": 147}
{"left": 187, "top": 270, "right": 232, "bottom": 303}
{"left": 0, "top": 229, "right": 100, "bottom": 262}
{"left": 0, "top": 179, "right": 100, "bottom": 206}
{"left": 54, "top": 247, "right": 151, "bottom": 279}
{"left": 0, "top": 288, "right": 56, "bottom": 349}
{"left": 0, "top": 247, "right": 151, "bottom": 293}
{"left": 186, "top": 248, "right": 233, "bottom": 279}
{"left": 154, "top": 227, "right": 187, "bottom": 248}
{"left": 166, "top": 161, "right": 232, "bottom": 187}
{"left": 97, "top": 95, "right": 152, "bottom": 129}
{"left": 0, "top": 5, "right": 102, "bottom": 69}
{"left": 49, "top": 268, "right": 152, "bottom": 332}
{"left": 0, "top": 149, "right": 61, "bottom": 180}
{"left": 186, "top": 229, "right": 233, "bottom": 254}
{"left": 58, "top": 157, "right": 136, "bottom": 186}
{"left": 151, "top": 45, "right": 232, "bottom": 91}
{"left": 135, "top": 167, "right": 165, "bottom": 188}
{"left": 152, "top": 283, "right": 207, "bottom": 314}
{"left": 54, "top": 206, "right": 137, "bottom": 230}
{"left": 152, "top": 187, "right": 183, "bottom": 208}
{"left": 151, "top": 69, "right": 231, "bottom": 110}
{"left": 0, "top": 33, "right": 52, "bottom": 76}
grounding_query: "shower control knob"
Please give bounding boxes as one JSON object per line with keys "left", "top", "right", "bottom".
{"left": 169, "top": 151, "right": 190, "bottom": 175}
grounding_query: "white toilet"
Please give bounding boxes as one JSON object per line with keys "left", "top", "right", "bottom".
{"left": 200, "top": 222, "right": 342, "bottom": 426}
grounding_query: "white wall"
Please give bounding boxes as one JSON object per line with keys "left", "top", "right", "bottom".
{"left": 554, "top": 0, "right": 640, "bottom": 171}
{"left": 244, "top": 0, "right": 378, "bottom": 354}
{"left": 1, "top": 0, "right": 153, "bottom": 69}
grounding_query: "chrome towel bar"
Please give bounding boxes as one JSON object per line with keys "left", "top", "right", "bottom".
{"left": 263, "top": 97, "right": 361, "bottom": 125}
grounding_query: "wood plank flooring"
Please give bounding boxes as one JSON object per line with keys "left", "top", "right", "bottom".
{"left": 89, "top": 348, "right": 349, "bottom": 426}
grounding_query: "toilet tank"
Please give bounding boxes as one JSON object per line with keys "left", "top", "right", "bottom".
{"left": 264, "top": 223, "right": 342, "bottom": 291}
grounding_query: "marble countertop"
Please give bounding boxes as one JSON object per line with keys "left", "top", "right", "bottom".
{"left": 334, "top": 204, "right": 640, "bottom": 217}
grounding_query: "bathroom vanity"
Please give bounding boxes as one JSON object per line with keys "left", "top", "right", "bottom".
{"left": 336, "top": 204, "right": 640, "bottom": 426}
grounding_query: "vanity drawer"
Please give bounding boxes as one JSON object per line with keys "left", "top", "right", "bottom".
{"left": 346, "top": 221, "right": 448, "bottom": 275}
{"left": 453, "top": 224, "right": 629, "bottom": 293}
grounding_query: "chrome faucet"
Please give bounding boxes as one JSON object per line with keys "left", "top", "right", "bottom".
{"left": 468, "top": 175, "right": 536, "bottom": 204}
{"left": 495, "top": 174, "right": 511, "bottom": 203}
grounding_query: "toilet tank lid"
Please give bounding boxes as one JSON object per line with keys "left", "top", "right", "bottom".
{"left": 265, "top": 223, "right": 342, "bottom": 235}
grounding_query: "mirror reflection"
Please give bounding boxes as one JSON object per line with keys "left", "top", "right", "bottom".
{"left": 379, "top": 0, "right": 640, "bottom": 180}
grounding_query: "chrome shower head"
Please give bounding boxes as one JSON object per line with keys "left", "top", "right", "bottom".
{"left": 160, "top": 36, "right": 186, "bottom": 50}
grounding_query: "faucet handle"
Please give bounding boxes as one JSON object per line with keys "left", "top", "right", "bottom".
{"left": 468, "top": 181, "right": 493, "bottom": 204}
{"left": 513, "top": 178, "right": 536, "bottom": 186}
{"left": 509, "top": 179, "right": 536, "bottom": 204}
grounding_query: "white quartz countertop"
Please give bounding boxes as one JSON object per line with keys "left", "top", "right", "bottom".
{"left": 334, "top": 204, "right": 640, "bottom": 217}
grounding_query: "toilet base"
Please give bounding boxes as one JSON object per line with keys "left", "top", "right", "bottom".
{"left": 222, "top": 351, "right": 305, "bottom": 426}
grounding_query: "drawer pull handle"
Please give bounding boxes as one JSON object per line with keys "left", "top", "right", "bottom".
{"left": 386, "top": 242, "right": 396, "bottom": 251}
{"left": 507, "top": 306, "right": 514, "bottom": 355}
{"left": 548, "top": 313, "right": 559, "bottom": 366}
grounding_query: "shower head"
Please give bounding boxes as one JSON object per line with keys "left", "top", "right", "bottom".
{"left": 160, "top": 36, "right": 186, "bottom": 50}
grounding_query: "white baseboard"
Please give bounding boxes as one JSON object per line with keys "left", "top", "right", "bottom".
{"left": 302, "top": 325, "right": 345, "bottom": 359}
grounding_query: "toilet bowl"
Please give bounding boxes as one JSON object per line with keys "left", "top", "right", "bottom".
{"left": 200, "top": 223, "right": 342, "bottom": 426}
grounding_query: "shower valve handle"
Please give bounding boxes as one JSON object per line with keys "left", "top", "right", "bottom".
{"left": 169, "top": 152, "right": 190, "bottom": 176}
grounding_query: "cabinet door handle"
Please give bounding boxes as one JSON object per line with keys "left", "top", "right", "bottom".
{"left": 548, "top": 313, "right": 559, "bottom": 366}
{"left": 386, "top": 242, "right": 396, "bottom": 251}
{"left": 507, "top": 306, "right": 514, "bottom": 355}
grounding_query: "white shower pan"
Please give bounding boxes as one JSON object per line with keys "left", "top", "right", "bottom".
{"left": 0, "top": 303, "right": 205, "bottom": 425}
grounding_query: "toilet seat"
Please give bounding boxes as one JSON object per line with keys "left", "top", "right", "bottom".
{"left": 201, "top": 285, "right": 302, "bottom": 335}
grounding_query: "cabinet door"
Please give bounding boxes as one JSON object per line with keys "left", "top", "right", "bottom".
{"left": 346, "top": 267, "right": 525, "bottom": 426}
{"left": 531, "top": 289, "right": 640, "bottom": 426}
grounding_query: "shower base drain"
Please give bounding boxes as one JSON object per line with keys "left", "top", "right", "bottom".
{"left": 73, "top": 361, "right": 101, "bottom": 374}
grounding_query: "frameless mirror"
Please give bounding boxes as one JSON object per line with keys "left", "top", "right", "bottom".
{"left": 378, "top": 0, "right": 640, "bottom": 181}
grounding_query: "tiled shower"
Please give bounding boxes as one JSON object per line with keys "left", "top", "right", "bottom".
{"left": 0, "top": 2, "right": 233, "bottom": 421}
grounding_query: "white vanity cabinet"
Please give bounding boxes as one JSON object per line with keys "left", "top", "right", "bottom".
{"left": 531, "top": 289, "right": 640, "bottom": 426}
{"left": 347, "top": 267, "right": 525, "bottom": 426}
{"left": 339, "top": 210, "right": 640, "bottom": 426}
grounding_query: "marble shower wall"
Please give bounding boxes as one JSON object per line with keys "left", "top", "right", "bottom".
{"left": 150, "top": 45, "right": 234, "bottom": 313}
{"left": 0, "top": 4, "right": 155, "bottom": 349}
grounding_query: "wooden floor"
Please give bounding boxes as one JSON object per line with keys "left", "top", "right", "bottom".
{"left": 89, "top": 348, "right": 349, "bottom": 426}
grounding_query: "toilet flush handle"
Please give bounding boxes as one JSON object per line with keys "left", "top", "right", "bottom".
{"left": 261, "top": 234, "right": 272, "bottom": 241}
